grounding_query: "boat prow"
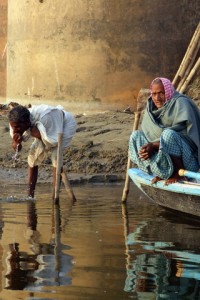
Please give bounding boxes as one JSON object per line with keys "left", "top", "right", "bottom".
{"left": 128, "top": 168, "right": 200, "bottom": 217}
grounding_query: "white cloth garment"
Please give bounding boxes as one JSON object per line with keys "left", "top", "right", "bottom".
{"left": 10, "top": 104, "right": 77, "bottom": 167}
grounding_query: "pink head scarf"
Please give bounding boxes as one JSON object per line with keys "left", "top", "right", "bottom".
{"left": 151, "top": 77, "right": 175, "bottom": 101}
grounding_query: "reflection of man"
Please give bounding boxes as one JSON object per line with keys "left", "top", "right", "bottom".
{"left": 5, "top": 203, "right": 40, "bottom": 290}
{"left": 5, "top": 202, "right": 73, "bottom": 291}
{"left": 5, "top": 243, "right": 38, "bottom": 290}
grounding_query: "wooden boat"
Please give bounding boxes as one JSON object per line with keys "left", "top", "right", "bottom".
{"left": 128, "top": 168, "right": 200, "bottom": 217}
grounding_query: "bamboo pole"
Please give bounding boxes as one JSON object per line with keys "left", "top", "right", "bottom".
{"left": 121, "top": 88, "right": 150, "bottom": 202}
{"left": 121, "top": 112, "right": 141, "bottom": 202}
{"left": 177, "top": 45, "right": 200, "bottom": 91}
{"left": 173, "top": 22, "right": 200, "bottom": 87}
{"left": 179, "top": 56, "right": 200, "bottom": 93}
{"left": 54, "top": 132, "right": 63, "bottom": 204}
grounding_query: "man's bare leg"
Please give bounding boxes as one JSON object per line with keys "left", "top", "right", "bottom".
{"left": 28, "top": 166, "right": 38, "bottom": 198}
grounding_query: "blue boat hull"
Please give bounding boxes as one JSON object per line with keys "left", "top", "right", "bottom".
{"left": 128, "top": 168, "right": 200, "bottom": 217}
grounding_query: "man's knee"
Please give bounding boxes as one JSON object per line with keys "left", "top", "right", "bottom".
{"left": 161, "top": 129, "right": 178, "bottom": 142}
{"left": 130, "top": 130, "right": 142, "bottom": 140}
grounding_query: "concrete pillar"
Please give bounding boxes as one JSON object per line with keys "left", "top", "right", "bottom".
{"left": 0, "top": 0, "right": 7, "bottom": 100}
{"left": 7, "top": 0, "right": 200, "bottom": 112}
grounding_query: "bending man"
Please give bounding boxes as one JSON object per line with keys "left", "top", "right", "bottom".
{"left": 8, "top": 104, "right": 77, "bottom": 197}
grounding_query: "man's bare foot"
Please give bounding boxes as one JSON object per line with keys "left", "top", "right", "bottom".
{"left": 164, "top": 173, "right": 182, "bottom": 186}
{"left": 151, "top": 176, "right": 162, "bottom": 184}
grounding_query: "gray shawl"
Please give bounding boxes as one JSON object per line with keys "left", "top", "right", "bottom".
{"left": 141, "top": 92, "right": 200, "bottom": 164}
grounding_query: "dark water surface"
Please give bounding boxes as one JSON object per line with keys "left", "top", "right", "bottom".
{"left": 0, "top": 182, "right": 200, "bottom": 299}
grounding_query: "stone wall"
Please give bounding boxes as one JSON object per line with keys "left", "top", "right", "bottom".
{"left": 6, "top": 0, "right": 200, "bottom": 112}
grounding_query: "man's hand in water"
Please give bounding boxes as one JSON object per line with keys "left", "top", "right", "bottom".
{"left": 12, "top": 133, "right": 23, "bottom": 151}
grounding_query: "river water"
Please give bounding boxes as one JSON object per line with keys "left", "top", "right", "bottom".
{"left": 0, "top": 182, "right": 200, "bottom": 299}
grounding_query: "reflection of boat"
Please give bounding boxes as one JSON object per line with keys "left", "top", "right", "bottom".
{"left": 123, "top": 205, "right": 200, "bottom": 299}
{"left": 125, "top": 238, "right": 200, "bottom": 298}
{"left": 128, "top": 168, "right": 200, "bottom": 217}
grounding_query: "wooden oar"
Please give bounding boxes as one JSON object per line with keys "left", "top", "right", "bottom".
{"left": 121, "top": 88, "right": 150, "bottom": 202}
{"left": 179, "top": 169, "right": 200, "bottom": 181}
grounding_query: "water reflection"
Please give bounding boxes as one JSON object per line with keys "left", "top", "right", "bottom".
{"left": 4, "top": 197, "right": 73, "bottom": 292}
{"left": 5, "top": 242, "right": 38, "bottom": 290}
{"left": 0, "top": 183, "right": 200, "bottom": 299}
{"left": 123, "top": 201, "right": 200, "bottom": 299}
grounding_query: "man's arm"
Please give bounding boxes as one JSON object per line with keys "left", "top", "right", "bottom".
{"left": 30, "top": 126, "right": 41, "bottom": 139}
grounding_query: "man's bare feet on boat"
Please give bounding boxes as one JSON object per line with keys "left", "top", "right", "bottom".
{"left": 151, "top": 173, "right": 184, "bottom": 185}
{"left": 151, "top": 176, "right": 162, "bottom": 184}
{"left": 164, "top": 173, "right": 182, "bottom": 186}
